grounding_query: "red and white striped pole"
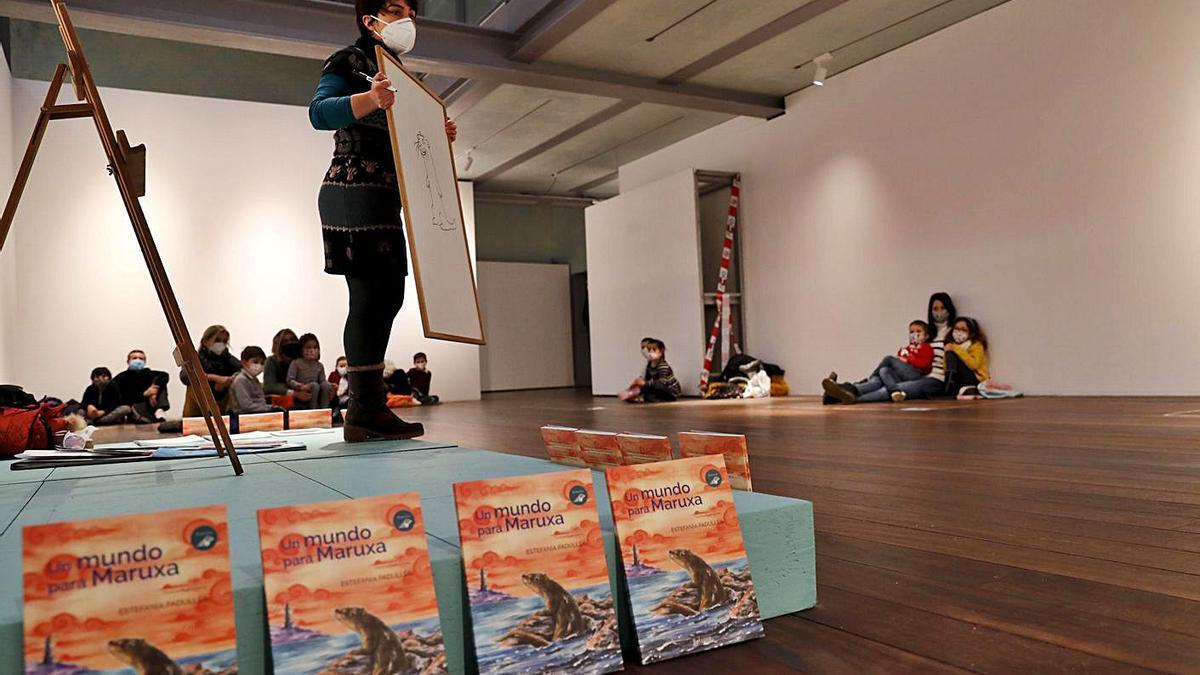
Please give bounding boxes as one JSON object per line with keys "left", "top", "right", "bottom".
{"left": 700, "top": 175, "right": 741, "bottom": 394}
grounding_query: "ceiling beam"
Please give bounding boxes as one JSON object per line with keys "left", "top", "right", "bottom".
{"left": 474, "top": 100, "right": 636, "bottom": 183}
{"left": 510, "top": 0, "right": 616, "bottom": 63}
{"left": 0, "top": 0, "right": 782, "bottom": 118}
{"left": 475, "top": 191, "right": 596, "bottom": 207}
{"left": 659, "top": 0, "right": 854, "bottom": 84}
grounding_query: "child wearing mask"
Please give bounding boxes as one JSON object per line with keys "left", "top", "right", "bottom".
{"left": 824, "top": 320, "right": 935, "bottom": 404}
{"left": 620, "top": 339, "right": 682, "bottom": 403}
{"left": 231, "top": 346, "right": 282, "bottom": 414}
{"left": 407, "top": 352, "right": 439, "bottom": 405}
{"left": 329, "top": 356, "right": 350, "bottom": 421}
{"left": 944, "top": 317, "right": 989, "bottom": 396}
{"left": 287, "top": 333, "right": 333, "bottom": 409}
{"left": 82, "top": 367, "right": 132, "bottom": 425}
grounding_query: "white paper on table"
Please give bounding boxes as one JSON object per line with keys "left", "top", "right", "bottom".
{"left": 134, "top": 435, "right": 209, "bottom": 447}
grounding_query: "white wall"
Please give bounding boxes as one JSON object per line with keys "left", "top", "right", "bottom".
{"left": 586, "top": 170, "right": 705, "bottom": 396}
{"left": 477, "top": 261, "right": 573, "bottom": 392}
{"left": 1, "top": 80, "right": 481, "bottom": 406}
{"left": 616, "top": 0, "right": 1200, "bottom": 395}
{"left": 0, "top": 50, "right": 14, "bottom": 385}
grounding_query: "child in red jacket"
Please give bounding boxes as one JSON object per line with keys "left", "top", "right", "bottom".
{"left": 823, "top": 320, "right": 934, "bottom": 404}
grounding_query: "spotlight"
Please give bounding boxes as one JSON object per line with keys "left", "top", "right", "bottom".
{"left": 812, "top": 53, "right": 833, "bottom": 87}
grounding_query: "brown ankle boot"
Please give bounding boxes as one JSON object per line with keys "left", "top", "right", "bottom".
{"left": 344, "top": 367, "right": 424, "bottom": 443}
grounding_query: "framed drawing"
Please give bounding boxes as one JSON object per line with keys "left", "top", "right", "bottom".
{"left": 377, "top": 46, "right": 486, "bottom": 345}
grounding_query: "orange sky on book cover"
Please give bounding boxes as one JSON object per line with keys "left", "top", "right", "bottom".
{"left": 22, "top": 505, "right": 234, "bottom": 670}
{"left": 607, "top": 460, "right": 748, "bottom": 567}
{"left": 258, "top": 495, "right": 438, "bottom": 634}
{"left": 456, "top": 470, "right": 606, "bottom": 597}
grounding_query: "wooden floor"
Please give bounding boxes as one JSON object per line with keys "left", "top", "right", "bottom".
{"left": 99, "top": 391, "right": 1200, "bottom": 674}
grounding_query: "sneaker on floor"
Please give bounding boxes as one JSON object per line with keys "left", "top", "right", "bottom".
{"left": 891, "top": 391, "right": 907, "bottom": 402}
{"left": 821, "top": 377, "right": 856, "bottom": 404}
{"left": 157, "top": 419, "right": 183, "bottom": 434}
{"left": 959, "top": 386, "right": 980, "bottom": 398}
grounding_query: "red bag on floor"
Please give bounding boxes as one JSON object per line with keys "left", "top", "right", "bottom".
{"left": 0, "top": 401, "right": 68, "bottom": 455}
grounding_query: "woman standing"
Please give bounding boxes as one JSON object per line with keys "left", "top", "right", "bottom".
{"left": 309, "top": 0, "right": 456, "bottom": 442}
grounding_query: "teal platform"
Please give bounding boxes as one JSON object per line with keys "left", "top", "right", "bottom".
{"left": 0, "top": 431, "right": 816, "bottom": 674}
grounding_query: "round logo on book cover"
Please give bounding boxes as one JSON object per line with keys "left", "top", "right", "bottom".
{"left": 191, "top": 525, "right": 219, "bottom": 551}
{"left": 568, "top": 484, "right": 589, "bottom": 505}
{"left": 704, "top": 468, "right": 723, "bottom": 487}
{"left": 392, "top": 509, "right": 416, "bottom": 532}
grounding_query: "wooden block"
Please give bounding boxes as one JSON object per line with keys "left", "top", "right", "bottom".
{"left": 287, "top": 408, "right": 332, "bottom": 430}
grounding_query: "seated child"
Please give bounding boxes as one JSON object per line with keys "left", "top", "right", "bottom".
{"left": 823, "top": 320, "right": 935, "bottom": 404}
{"left": 286, "top": 333, "right": 332, "bottom": 409}
{"left": 230, "top": 346, "right": 282, "bottom": 414}
{"left": 620, "top": 339, "right": 682, "bottom": 403}
{"left": 82, "top": 366, "right": 134, "bottom": 426}
{"left": 944, "top": 316, "right": 990, "bottom": 397}
{"left": 329, "top": 356, "right": 350, "bottom": 419}
{"left": 407, "top": 352, "right": 439, "bottom": 405}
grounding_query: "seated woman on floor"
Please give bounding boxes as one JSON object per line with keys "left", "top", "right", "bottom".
{"left": 823, "top": 292, "right": 959, "bottom": 404}
{"left": 181, "top": 324, "right": 242, "bottom": 415}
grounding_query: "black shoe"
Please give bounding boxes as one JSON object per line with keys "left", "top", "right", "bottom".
{"left": 344, "top": 368, "right": 424, "bottom": 442}
{"left": 822, "top": 377, "right": 856, "bottom": 404}
{"left": 822, "top": 393, "right": 837, "bottom": 405}
{"left": 158, "top": 419, "right": 183, "bottom": 434}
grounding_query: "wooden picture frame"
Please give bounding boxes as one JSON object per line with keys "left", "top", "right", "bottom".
{"left": 376, "top": 47, "right": 486, "bottom": 345}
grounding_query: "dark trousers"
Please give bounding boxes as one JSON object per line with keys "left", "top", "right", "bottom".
{"left": 944, "top": 351, "right": 981, "bottom": 394}
{"left": 642, "top": 382, "right": 678, "bottom": 403}
{"left": 344, "top": 274, "right": 406, "bottom": 367}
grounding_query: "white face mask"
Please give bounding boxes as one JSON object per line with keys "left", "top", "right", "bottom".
{"left": 909, "top": 332, "right": 924, "bottom": 345}
{"left": 210, "top": 342, "right": 227, "bottom": 355}
{"left": 248, "top": 363, "right": 265, "bottom": 377}
{"left": 932, "top": 309, "right": 950, "bottom": 323}
{"left": 371, "top": 16, "right": 416, "bottom": 55}
{"left": 337, "top": 366, "right": 348, "bottom": 376}
{"left": 952, "top": 330, "right": 969, "bottom": 344}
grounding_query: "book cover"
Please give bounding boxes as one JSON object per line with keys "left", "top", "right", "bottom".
{"left": 182, "top": 415, "right": 231, "bottom": 436}
{"left": 289, "top": 409, "right": 333, "bottom": 430}
{"left": 605, "top": 456, "right": 764, "bottom": 664}
{"left": 22, "top": 504, "right": 237, "bottom": 675}
{"left": 678, "top": 431, "right": 753, "bottom": 490}
{"left": 257, "top": 493, "right": 446, "bottom": 675}
{"left": 454, "top": 470, "right": 622, "bottom": 675}
{"left": 575, "top": 430, "right": 623, "bottom": 468}
{"left": 237, "top": 411, "right": 286, "bottom": 433}
{"left": 616, "top": 433, "right": 674, "bottom": 465}
{"left": 539, "top": 426, "right": 586, "bottom": 467}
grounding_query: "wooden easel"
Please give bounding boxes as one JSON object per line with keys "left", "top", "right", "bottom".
{"left": 0, "top": 0, "right": 243, "bottom": 475}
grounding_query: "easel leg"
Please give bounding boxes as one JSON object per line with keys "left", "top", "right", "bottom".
{"left": 0, "top": 65, "right": 70, "bottom": 248}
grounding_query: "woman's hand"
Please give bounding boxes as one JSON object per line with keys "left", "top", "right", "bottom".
{"left": 445, "top": 117, "right": 458, "bottom": 143}
{"left": 370, "top": 72, "right": 395, "bottom": 110}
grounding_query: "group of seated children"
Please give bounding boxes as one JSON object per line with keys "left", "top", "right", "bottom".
{"left": 381, "top": 352, "right": 440, "bottom": 406}
{"left": 821, "top": 292, "right": 990, "bottom": 404}
{"left": 80, "top": 349, "right": 171, "bottom": 425}
{"left": 86, "top": 324, "right": 438, "bottom": 425}
{"left": 619, "top": 337, "right": 682, "bottom": 403}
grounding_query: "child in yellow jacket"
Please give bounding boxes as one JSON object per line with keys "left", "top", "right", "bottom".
{"left": 945, "top": 316, "right": 989, "bottom": 396}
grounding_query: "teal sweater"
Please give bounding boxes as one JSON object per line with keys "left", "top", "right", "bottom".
{"left": 309, "top": 72, "right": 357, "bottom": 131}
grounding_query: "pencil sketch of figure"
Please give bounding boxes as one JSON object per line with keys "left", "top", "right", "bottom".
{"left": 413, "top": 131, "right": 458, "bottom": 232}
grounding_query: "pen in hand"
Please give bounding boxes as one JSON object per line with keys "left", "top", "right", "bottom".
{"left": 355, "top": 70, "right": 398, "bottom": 93}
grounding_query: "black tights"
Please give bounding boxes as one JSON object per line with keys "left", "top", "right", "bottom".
{"left": 344, "top": 274, "right": 406, "bottom": 368}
